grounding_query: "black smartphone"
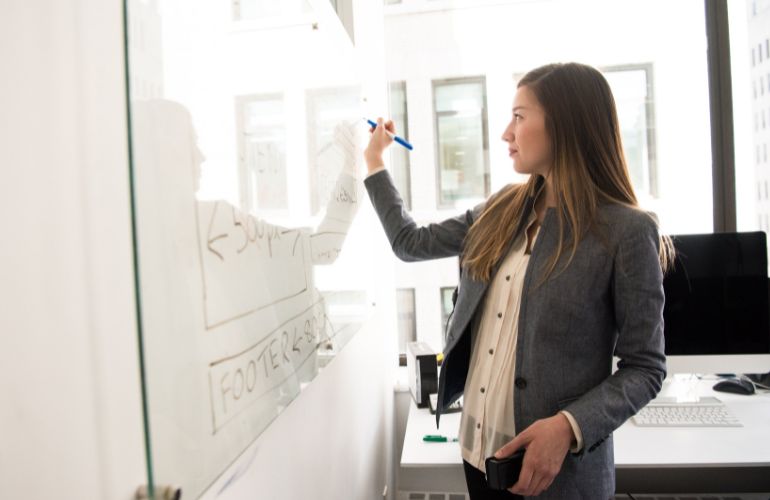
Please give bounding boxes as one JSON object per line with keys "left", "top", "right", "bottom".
{"left": 485, "top": 449, "right": 525, "bottom": 490}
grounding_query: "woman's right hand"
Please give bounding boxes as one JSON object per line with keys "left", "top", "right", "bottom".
{"left": 364, "top": 117, "right": 395, "bottom": 174}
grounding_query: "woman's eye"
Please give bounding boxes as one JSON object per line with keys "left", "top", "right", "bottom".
{"left": 514, "top": 113, "right": 523, "bottom": 121}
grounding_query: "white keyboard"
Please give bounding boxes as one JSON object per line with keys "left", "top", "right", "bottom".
{"left": 633, "top": 397, "right": 742, "bottom": 427}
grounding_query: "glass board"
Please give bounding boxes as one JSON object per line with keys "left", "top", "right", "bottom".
{"left": 125, "top": 0, "right": 370, "bottom": 497}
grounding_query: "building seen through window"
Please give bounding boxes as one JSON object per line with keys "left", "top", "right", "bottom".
{"left": 396, "top": 288, "right": 417, "bottom": 354}
{"left": 389, "top": 81, "right": 413, "bottom": 209}
{"left": 384, "top": 0, "right": 719, "bottom": 355}
{"left": 602, "top": 65, "right": 658, "bottom": 199}
{"left": 433, "top": 77, "right": 490, "bottom": 209}
{"left": 736, "top": 0, "right": 770, "bottom": 255}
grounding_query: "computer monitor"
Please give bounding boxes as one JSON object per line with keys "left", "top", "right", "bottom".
{"left": 662, "top": 231, "right": 770, "bottom": 374}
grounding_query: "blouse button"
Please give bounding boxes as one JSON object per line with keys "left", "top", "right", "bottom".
{"left": 489, "top": 348, "right": 494, "bottom": 355}
{"left": 497, "top": 312, "right": 502, "bottom": 318}
{"left": 477, "top": 423, "right": 481, "bottom": 429}
{"left": 480, "top": 387, "right": 485, "bottom": 394}
{"left": 506, "top": 275, "right": 511, "bottom": 281}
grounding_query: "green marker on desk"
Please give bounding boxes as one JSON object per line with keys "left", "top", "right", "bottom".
{"left": 423, "top": 434, "right": 459, "bottom": 443}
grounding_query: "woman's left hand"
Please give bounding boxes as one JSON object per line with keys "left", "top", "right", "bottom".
{"left": 494, "top": 413, "right": 574, "bottom": 496}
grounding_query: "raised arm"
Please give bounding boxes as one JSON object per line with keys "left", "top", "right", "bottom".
{"left": 363, "top": 117, "right": 483, "bottom": 261}
{"left": 364, "top": 169, "right": 479, "bottom": 261}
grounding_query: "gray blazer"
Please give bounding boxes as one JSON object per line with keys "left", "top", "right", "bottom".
{"left": 365, "top": 170, "right": 666, "bottom": 499}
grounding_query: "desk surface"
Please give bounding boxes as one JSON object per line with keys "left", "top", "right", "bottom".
{"left": 402, "top": 403, "right": 462, "bottom": 468}
{"left": 615, "top": 381, "right": 770, "bottom": 467}
{"left": 400, "top": 378, "right": 770, "bottom": 493}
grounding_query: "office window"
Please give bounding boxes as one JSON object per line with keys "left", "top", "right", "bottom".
{"left": 389, "top": 81, "right": 413, "bottom": 209}
{"left": 439, "top": 286, "right": 455, "bottom": 342}
{"left": 396, "top": 288, "right": 417, "bottom": 354}
{"left": 733, "top": 0, "right": 770, "bottom": 267}
{"left": 236, "top": 94, "right": 289, "bottom": 212}
{"left": 433, "top": 77, "right": 490, "bottom": 208}
{"left": 385, "top": 0, "right": 744, "bottom": 360}
{"left": 603, "top": 65, "right": 658, "bottom": 198}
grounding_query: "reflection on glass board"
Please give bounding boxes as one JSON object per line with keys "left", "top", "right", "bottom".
{"left": 236, "top": 94, "right": 289, "bottom": 212}
{"left": 132, "top": 98, "right": 365, "bottom": 498}
{"left": 307, "top": 86, "right": 363, "bottom": 214}
{"left": 125, "top": 0, "right": 370, "bottom": 496}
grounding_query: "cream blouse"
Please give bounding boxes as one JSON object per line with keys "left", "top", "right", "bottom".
{"left": 459, "top": 211, "right": 583, "bottom": 472}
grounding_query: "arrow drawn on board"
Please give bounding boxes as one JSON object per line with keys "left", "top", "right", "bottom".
{"left": 207, "top": 201, "right": 228, "bottom": 261}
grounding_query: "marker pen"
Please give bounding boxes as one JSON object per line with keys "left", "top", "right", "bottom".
{"left": 365, "top": 118, "right": 414, "bottom": 151}
{"left": 423, "top": 434, "right": 459, "bottom": 443}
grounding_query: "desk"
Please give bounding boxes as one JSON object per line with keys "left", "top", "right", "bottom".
{"left": 400, "top": 379, "right": 770, "bottom": 494}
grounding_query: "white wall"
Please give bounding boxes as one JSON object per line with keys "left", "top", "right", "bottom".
{"left": 0, "top": 1, "right": 147, "bottom": 499}
{"left": 0, "top": 1, "right": 397, "bottom": 499}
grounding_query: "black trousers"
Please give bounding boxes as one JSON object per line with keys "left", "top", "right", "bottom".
{"left": 463, "top": 460, "right": 524, "bottom": 500}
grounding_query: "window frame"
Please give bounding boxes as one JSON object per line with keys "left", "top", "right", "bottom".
{"left": 706, "top": 0, "right": 737, "bottom": 232}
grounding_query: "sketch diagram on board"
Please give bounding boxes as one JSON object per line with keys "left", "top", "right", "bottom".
{"left": 307, "top": 86, "right": 363, "bottom": 215}
{"left": 197, "top": 201, "right": 308, "bottom": 330}
{"left": 129, "top": 75, "right": 367, "bottom": 498}
{"left": 207, "top": 298, "right": 328, "bottom": 432}
{"left": 236, "top": 94, "right": 289, "bottom": 213}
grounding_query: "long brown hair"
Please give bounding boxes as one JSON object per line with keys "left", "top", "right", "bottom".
{"left": 462, "top": 62, "right": 673, "bottom": 282}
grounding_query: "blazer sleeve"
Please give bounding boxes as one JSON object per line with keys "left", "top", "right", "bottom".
{"left": 364, "top": 169, "right": 481, "bottom": 262}
{"left": 562, "top": 213, "right": 667, "bottom": 455}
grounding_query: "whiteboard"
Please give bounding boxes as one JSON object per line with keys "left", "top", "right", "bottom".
{"left": 126, "top": 0, "right": 372, "bottom": 496}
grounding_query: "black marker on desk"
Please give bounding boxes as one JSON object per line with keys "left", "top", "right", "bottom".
{"left": 365, "top": 118, "right": 414, "bottom": 150}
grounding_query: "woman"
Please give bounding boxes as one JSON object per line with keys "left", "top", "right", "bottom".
{"left": 364, "top": 63, "right": 672, "bottom": 499}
